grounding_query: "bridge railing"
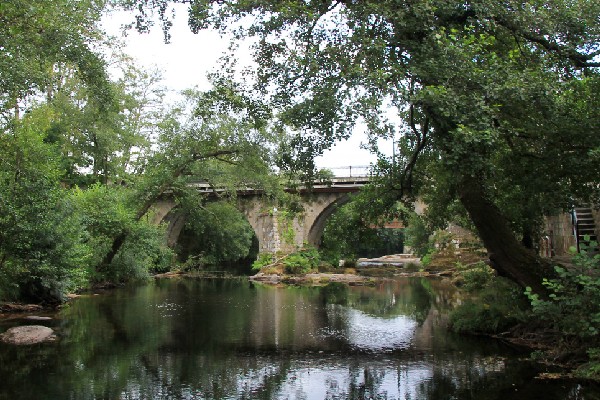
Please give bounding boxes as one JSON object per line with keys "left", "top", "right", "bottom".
{"left": 321, "top": 165, "right": 371, "bottom": 178}
{"left": 185, "top": 165, "right": 373, "bottom": 193}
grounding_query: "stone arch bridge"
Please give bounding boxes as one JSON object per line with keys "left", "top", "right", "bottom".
{"left": 151, "top": 177, "right": 375, "bottom": 254}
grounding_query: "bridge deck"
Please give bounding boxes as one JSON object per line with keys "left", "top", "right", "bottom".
{"left": 188, "top": 177, "right": 371, "bottom": 195}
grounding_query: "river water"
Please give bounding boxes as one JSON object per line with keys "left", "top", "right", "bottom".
{"left": 0, "top": 277, "right": 598, "bottom": 399}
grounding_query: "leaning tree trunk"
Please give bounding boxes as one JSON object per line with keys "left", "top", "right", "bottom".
{"left": 458, "top": 176, "right": 554, "bottom": 296}
{"left": 97, "top": 149, "right": 239, "bottom": 270}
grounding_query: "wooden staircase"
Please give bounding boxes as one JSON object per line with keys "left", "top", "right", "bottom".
{"left": 575, "top": 206, "right": 598, "bottom": 253}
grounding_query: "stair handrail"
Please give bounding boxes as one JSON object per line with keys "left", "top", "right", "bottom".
{"left": 571, "top": 207, "right": 580, "bottom": 253}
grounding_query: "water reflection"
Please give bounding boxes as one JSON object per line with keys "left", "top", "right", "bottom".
{"left": 323, "top": 305, "right": 417, "bottom": 351}
{"left": 0, "top": 278, "right": 597, "bottom": 399}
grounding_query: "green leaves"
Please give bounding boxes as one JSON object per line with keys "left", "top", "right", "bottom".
{"left": 72, "top": 183, "right": 172, "bottom": 282}
{"left": 0, "top": 0, "right": 112, "bottom": 115}
{"left": 0, "top": 118, "right": 91, "bottom": 302}
{"left": 177, "top": 201, "right": 255, "bottom": 268}
{"left": 527, "top": 239, "right": 600, "bottom": 339}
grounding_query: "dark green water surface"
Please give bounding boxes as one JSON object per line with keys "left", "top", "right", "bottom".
{"left": 0, "top": 277, "right": 599, "bottom": 399}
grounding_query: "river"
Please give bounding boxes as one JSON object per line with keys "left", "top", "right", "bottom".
{"left": 0, "top": 277, "right": 598, "bottom": 399}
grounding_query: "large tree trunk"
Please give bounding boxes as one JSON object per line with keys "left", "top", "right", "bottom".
{"left": 458, "top": 176, "right": 554, "bottom": 296}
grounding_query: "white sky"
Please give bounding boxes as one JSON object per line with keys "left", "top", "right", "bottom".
{"left": 102, "top": 6, "right": 384, "bottom": 173}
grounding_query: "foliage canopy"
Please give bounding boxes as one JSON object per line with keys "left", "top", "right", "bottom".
{"left": 123, "top": 0, "right": 600, "bottom": 293}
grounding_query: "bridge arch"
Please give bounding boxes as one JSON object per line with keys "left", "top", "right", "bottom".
{"left": 155, "top": 200, "right": 262, "bottom": 267}
{"left": 150, "top": 198, "right": 268, "bottom": 254}
{"left": 149, "top": 199, "right": 183, "bottom": 247}
{"left": 305, "top": 193, "right": 353, "bottom": 247}
{"left": 149, "top": 177, "right": 370, "bottom": 255}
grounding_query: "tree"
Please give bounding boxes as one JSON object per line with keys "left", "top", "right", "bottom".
{"left": 43, "top": 58, "right": 165, "bottom": 185}
{"left": 0, "top": 0, "right": 113, "bottom": 119}
{"left": 0, "top": 0, "right": 185, "bottom": 301}
{"left": 0, "top": 109, "right": 90, "bottom": 302}
{"left": 97, "top": 89, "right": 280, "bottom": 269}
{"left": 123, "top": 0, "right": 600, "bottom": 294}
{"left": 72, "top": 183, "right": 173, "bottom": 283}
{"left": 176, "top": 200, "right": 256, "bottom": 269}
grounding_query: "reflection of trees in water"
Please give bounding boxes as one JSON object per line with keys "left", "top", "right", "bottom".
{"left": 346, "top": 363, "right": 387, "bottom": 400}
{"left": 320, "top": 282, "right": 349, "bottom": 305}
{"left": 233, "top": 355, "right": 549, "bottom": 399}
{"left": 43, "top": 279, "right": 294, "bottom": 399}
{"left": 413, "top": 357, "right": 561, "bottom": 400}
{"left": 339, "top": 278, "right": 453, "bottom": 324}
{"left": 321, "top": 278, "right": 445, "bottom": 323}
{"left": 0, "top": 278, "right": 588, "bottom": 399}
{"left": 242, "top": 284, "right": 331, "bottom": 351}
{"left": 115, "top": 353, "right": 294, "bottom": 399}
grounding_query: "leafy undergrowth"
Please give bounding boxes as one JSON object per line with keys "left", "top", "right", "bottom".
{"left": 449, "top": 265, "right": 529, "bottom": 335}
{"left": 523, "top": 239, "right": 600, "bottom": 379}
{"left": 450, "top": 238, "right": 600, "bottom": 381}
{"left": 252, "top": 247, "right": 338, "bottom": 275}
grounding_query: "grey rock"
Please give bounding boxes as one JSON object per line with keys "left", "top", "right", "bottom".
{"left": 1, "top": 325, "right": 55, "bottom": 345}
{"left": 24, "top": 316, "right": 52, "bottom": 321}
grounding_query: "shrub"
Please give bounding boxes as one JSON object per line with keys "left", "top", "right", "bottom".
{"left": 317, "top": 262, "right": 336, "bottom": 273}
{"left": 420, "top": 250, "right": 435, "bottom": 267}
{"left": 526, "top": 238, "right": 600, "bottom": 339}
{"left": 72, "top": 184, "right": 173, "bottom": 284}
{"left": 450, "top": 277, "right": 528, "bottom": 334}
{"left": 0, "top": 183, "right": 91, "bottom": 303}
{"left": 283, "top": 247, "right": 320, "bottom": 274}
{"left": 404, "top": 214, "right": 433, "bottom": 257}
{"left": 576, "top": 348, "right": 600, "bottom": 380}
{"left": 252, "top": 253, "right": 275, "bottom": 271}
{"left": 111, "top": 222, "right": 173, "bottom": 281}
{"left": 456, "top": 261, "right": 496, "bottom": 292}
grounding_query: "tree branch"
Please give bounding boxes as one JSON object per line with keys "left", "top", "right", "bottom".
{"left": 493, "top": 15, "right": 600, "bottom": 68}
{"left": 214, "top": 156, "right": 239, "bottom": 165}
{"left": 402, "top": 104, "right": 429, "bottom": 195}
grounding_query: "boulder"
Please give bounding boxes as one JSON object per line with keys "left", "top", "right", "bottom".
{"left": 0, "top": 325, "right": 55, "bottom": 345}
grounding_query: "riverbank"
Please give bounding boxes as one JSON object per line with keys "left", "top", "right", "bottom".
{"left": 249, "top": 271, "right": 373, "bottom": 285}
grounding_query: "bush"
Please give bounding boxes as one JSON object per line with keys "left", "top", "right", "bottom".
{"left": 252, "top": 253, "right": 275, "bottom": 271}
{"left": 73, "top": 184, "right": 173, "bottom": 284}
{"left": 450, "top": 277, "right": 528, "bottom": 334}
{"left": 111, "top": 222, "right": 173, "bottom": 281}
{"left": 526, "top": 238, "right": 600, "bottom": 339}
{"left": 455, "top": 261, "right": 496, "bottom": 292}
{"left": 317, "top": 262, "right": 336, "bottom": 273}
{"left": 0, "top": 180, "right": 91, "bottom": 303}
{"left": 576, "top": 348, "right": 600, "bottom": 380}
{"left": 404, "top": 214, "right": 433, "bottom": 257}
{"left": 420, "top": 249, "right": 435, "bottom": 267}
{"left": 283, "top": 247, "right": 320, "bottom": 274}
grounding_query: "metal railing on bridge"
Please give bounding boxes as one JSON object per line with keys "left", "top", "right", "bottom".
{"left": 320, "top": 165, "right": 371, "bottom": 178}
{"left": 186, "top": 165, "right": 373, "bottom": 194}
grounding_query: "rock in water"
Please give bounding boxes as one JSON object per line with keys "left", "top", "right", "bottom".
{"left": 24, "top": 316, "right": 52, "bottom": 321}
{"left": 0, "top": 325, "right": 55, "bottom": 345}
